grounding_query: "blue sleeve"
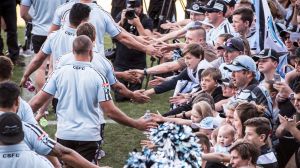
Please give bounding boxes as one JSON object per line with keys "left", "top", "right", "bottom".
{"left": 18, "top": 98, "right": 38, "bottom": 125}
{"left": 41, "top": 34, "right": 53, "bottom": 55}
{"left": 21, "top": 0, "right": 31, "bottom": 6}
{"left": 42, "top": 71, "right": 58, "bottom": 96}
{"left": 96, "top": 73, "right": 112, "bottom": 102}
{"left": 104, "top": 11, "right": 121, "bottom": 37}
{"left": 23, "top": 123, "right": 56, "bottom": 155}
{"left": 52, "top": 4, "right": 64, "bottom": 26}
{"left": 102, "top": 58, "right": 117, "bottom": 85}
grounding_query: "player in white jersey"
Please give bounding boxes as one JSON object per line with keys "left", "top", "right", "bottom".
{"left": 0, "top": 81, "right": 105, "bottom": 168}
{"left": 29, "top": 35, "right": 157, "bottom": 164}
{"left": 203, "top": 0, "right": 236, "bottom": 46}
{"left": 20, "top": 3, "right": 90, "bottom": 92}
{"left": 57, "top": 22, "right": 150, "bottom": 103}
{"left": 49, "top": 0, "right": 160, "bottom": 57}
{"left": 0, "top": 112, "right": 54, "bottom": 168}
{"left": 0, "top": 56, "right": 37, "bottom": 125}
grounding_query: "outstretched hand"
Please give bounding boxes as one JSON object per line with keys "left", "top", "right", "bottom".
{"left": 131, "top": 89, "right": 151, "bottom": 103}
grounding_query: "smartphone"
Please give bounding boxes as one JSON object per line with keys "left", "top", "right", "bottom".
{"left": 273, "top": 74, "right": 281, "bottom": 82}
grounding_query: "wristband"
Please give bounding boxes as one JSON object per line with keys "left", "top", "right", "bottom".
{"left": 144, "top": 68, "right": 148, "bottom": 76}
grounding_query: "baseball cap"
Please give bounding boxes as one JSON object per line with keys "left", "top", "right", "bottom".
{"left": 224, "top": 0, "right": 236, "bottom": 7}
{"left": 224, "top": 55, "right": 256, "bottom": 72}
{"left": 253, "top": 48, "right": 280, "bottom": 62}
{"left": 217, "top": 37, "right": 244, "bottom": 52}
{"left": 202, "top": 0, "right": 227, "bottom": 13}
{"left": 0, "top": 112, "right": 24, "bottom": 145}
{"left": 186, "top": 2, "right": 206, "bottom": 15}
{"left": 199, "top": 117, "right": 217, "bottom": 130}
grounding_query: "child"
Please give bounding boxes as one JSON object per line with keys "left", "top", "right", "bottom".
{"left": 154, "top": 101, "right": 214, "bottom": 130}
{"left": 214, "top": 124, "right": 235, "bottom": 154}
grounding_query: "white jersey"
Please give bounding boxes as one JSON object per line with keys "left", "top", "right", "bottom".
{"left": 21, "top": 0, "right": 67, "bottom": 36}
{"left": 43, "top": 61, "right": 112, "bottom": 141}
{"left": 207, "top": 19, "right": 236, "bottom": 46}
{"left": 52, "top": 1, "right": 121, "bottom": 56}
{"left": 41, "top": 25, "right": 76, "bottom": 68}
{"left": 0, "top": 142, "right": 54, "bottom": 168}
{"left": 56, "top": 50, "right": 117, "bottom": 86}
{"left": 17, "top": 97, "right": 38, "bottom": 125}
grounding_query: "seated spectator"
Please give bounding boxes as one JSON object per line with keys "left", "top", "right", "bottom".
{"left": 244, "top": 117, "right": 278, "bottom": 168}
{"left": 224, "top": 55, "right": 273, "bottom": 125}
{"left": 233, "top": 102, "right": 265, "bottom": 139}
{"left": 229, "top": 140, "right": 260, "bottom": 168}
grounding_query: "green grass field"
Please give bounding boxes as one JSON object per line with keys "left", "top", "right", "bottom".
{"left": 4, "top": 27, "right": 172, "bottom": 167}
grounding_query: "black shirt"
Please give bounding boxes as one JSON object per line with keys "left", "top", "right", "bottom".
{"left": 113, "top": 13, "right": 153, "bottom": 70}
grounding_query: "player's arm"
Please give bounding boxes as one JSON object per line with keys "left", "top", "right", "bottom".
{"left": 114, "top": 30, "right": 160, "bottom": 56}
{"left": 20, "top": 4, "right": 32, "bottom": 22}
{"left": 20, "top": 51, "right": 49, "bottom": 86}
{"left": 100, "top": 100, "right": 156, "bottom": 131}
{"left": 111, "top": 82, "right": 150, "bottom": 103}
{"left": 156, "top": 28, "right": 187, "bottom": 42}
{"left": 29, "top": 91, "right": 53, "bottom": 112}
{"left": 49, "top": 143, "right": 99, "bottom": 168}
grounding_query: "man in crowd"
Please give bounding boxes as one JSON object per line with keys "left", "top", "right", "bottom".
{"left": 204, "top": 0, "right": 236, "bottom": 46}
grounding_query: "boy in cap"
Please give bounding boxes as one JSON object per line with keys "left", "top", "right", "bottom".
{"left": 254, "top": 48, "right": 282, "bottom": 85}
{"left": 203, "top": 0, "right": 236, "bottom": 46}
{"left": 0, "top": 112, "right": 54, "bottom": 168}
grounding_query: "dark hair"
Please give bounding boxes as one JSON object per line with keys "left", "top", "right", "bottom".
{"left": 73, "top": 35, "right": 93, "bottom": 55}
{"left": 229, "top": 140, "right": 260, "bottom": 165}
{"left": 218, "top": 33, "right": 234, "bottom": 42}
{"left": 182, "top": 43, "right": 204, "bottom": 60}
{"left": 77, "top": 22, "right": 96, "bottom": 42}
{"left": 200, "top": 67, "right": 222, "bottom": 82}
{"left": 235, "top": 102, "right": 265, "bottom": 136}
{"left": 232, "top": 7, "right": 254, "bottom": 27}
{"left": 0, "top": 81, "right": 20, "bottom": 108}
{"left": 69, "top": 3, "right": 91, "bottom": 27}
{"left": 295, "top": 83, "right": 300, "bottom": 94}
{"left": 0, "top": 56, "right": 13, "bottom": 80}
{"left": 244, "top": 117, "right": 271, "bottom": 142}
{"left": 195, "top": 132, "right": 211, "bottom": 152}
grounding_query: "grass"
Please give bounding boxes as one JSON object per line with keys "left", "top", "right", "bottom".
{"left": 7, "top": 27, "right": 172, "bottom": 167}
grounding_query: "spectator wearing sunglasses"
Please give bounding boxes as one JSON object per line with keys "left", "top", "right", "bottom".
{"left": 224, "top": 55, "right": 274, "bottom": 125}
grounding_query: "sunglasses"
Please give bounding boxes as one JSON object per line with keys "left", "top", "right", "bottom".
{"left": 231, "top": 60, "right": 250, "bottom": 71}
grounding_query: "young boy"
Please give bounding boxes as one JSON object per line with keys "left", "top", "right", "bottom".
{"left": 244, "top": 117, "right": 278, "bottom": 168}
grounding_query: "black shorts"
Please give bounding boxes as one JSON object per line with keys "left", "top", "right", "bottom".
{"left": 31, "top": 34, "right": 47, "bottom": 53}
{"left": 56, "top": 138, "right": 100, "bottom": 164}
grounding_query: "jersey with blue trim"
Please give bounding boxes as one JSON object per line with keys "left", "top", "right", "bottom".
{"left": 21, "top": 0, "right": 67, "bottom": 36}
{"left": 52, "top": 2, "right": 121, "bottom": 56}
{"left": 0, "top": 142, "right": 54, "bottom": 168}
{"left": 41, "top": 25, "right": 76, "bottom": 68}
{"left": 42, "top": 61, "right": 112, "bottom": 141}
{"left": 17, "top": 97, "right": 38, "bottom": 125}
{"left": 23, "top": 122, "right": 56, "bottom": 155}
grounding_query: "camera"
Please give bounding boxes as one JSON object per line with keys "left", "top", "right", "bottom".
{"left": 125, "top": 0, "right": 137, "bottom": 20}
